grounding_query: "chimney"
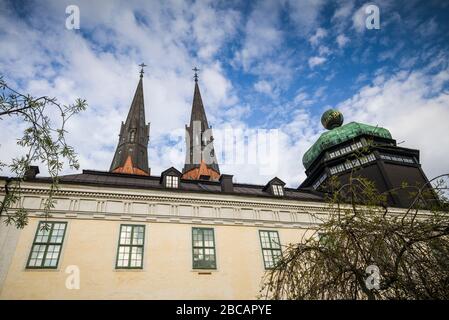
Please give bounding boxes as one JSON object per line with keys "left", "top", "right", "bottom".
{"left": 24, "top": 166, "right": 40, "bottom": 180}
{"left": 219, "top": 174, "right": 234, "bottom": 193}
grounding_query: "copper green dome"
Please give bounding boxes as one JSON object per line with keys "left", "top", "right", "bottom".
{"left": 302, "top": 111, "right": 392, "bottom": 170}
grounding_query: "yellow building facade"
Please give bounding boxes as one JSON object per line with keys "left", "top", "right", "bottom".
{"left": 0, "top": 178, "right": 326, "bottom": 299}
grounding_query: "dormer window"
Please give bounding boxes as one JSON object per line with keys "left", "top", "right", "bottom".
{"left": 263, "top": 177, "right": 286, "bottom": 197}
{"left": 160, "top": 167, "right": 182, "bottom": 189}
{"left": 272, "top": 184, "right": 284, "bottom": 196}
{"left": 166, "top": 175, "right": 179, "bottom": 188}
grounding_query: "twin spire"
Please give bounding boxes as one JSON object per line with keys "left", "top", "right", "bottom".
{"left": 109, "top": 65, "right": 220, "bottom": 180}
{"left": 110, "top": 64, "right": 150, "bottom": 175}
{"left": 182, "top": 68, "right": 220, "bottom": 180}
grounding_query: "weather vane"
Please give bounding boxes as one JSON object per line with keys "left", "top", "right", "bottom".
{"left": 139, "top": 63, "right": 147, "bottom": 78}
{"left": 192, "top": 67, "right": 200, "bottom": 82}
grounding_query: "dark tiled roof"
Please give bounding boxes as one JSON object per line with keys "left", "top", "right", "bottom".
{"left": 29, "top": 170, "right": 324, "bottom": 202}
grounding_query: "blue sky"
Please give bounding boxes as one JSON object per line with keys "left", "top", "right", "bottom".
{"left": 1, "top": 0, "right": 449, "bottom": 186}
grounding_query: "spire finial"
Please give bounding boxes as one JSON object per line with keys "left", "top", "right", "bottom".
{"left": 192, "top": 67, "right": 200, "bottom": 82}
{"left": 139, "top": 63, "right": 147, "bottom": 78}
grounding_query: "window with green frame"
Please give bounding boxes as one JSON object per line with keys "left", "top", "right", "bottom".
{"left": 192, "top": 227, "right": 216, "bottom": 269}
{"left": 27, "top": 221, "right": 67, "bottom": 269}
{"left": 259, "top": 230, "right": 282, "bottom": 269}
{"left": 116, "top": 225, "right": 145, "bottom": 269}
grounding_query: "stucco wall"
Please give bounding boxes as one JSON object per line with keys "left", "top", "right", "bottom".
{"left": 0, "top": 217, "right": 306, "bottom": 299}
{"left": 0, "top": 179, "right": 331, "bottom": 299}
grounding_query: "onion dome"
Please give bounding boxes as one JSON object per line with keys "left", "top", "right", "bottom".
{"left": 302, "top": 110, "right": 392, "bottom": 170}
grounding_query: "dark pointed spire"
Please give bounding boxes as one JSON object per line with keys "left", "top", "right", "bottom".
{"left": 190, "top": 80, "right": 209, "bottom": 130}
{"left": 110, "top": 67, "right": 150, "bottom": 175}
{"left": 183, "top": 68, "right": 220, "bottom": 180}
{"left": 190, "top": 67, "right": 208, "bottom": 129}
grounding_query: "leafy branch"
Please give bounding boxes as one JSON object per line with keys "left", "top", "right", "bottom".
{"left": 260, "top": 172, "right": 449, "bottom": 300}
{"left": 0, "top": 75, "right": 86, "bottom": 228}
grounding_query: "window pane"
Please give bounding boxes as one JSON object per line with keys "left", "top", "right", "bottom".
{"left": 166, "top": 175, "right": 172, "bottom": 187}
{"left": 192, "top": 228, "right": 216, "bottom": 269}
{"left": 193, "top": 248, "right": 204, "bottom": 261}
{"left": 27, "top": 222, "right": 66, "bottom": 268}
{"left": 260, "top": 232, "right": 270, "bottom": 248}
{"left": 132, "top": 226, "right": 144, "bottom": 245}
{"left": 35, "top": 230, "right": 50, "bottom": 243}
{"left": 117, "top": 246, "right": 130, "bottom": 267}
{"left": 260, "top": 231, "right": 282, "bottom": 269}
{"left": 36, "top": 222, "right": 53, "bottom": 243}
{"left": 278, "top": 186, "right": 284, "bottom": 196}
{"left": 50, "top": 225, "right": 65, "bottom": 243}
{"left": 263, "top": 250, "right": 274, "bottom": 268}
{"left": 120, "top": 226, "right": 132, "bottom": 245}
{"left": 130, "top": 247, "right": 143, "bottom": 267}
{"left": 116, "top": 225, "right": 145, "bottom": 268}
{"left": 269, "top": 232, "right": 281, "bottom": 249}
{"left": 29, "top": 244, "right": 46, "bottom": 267}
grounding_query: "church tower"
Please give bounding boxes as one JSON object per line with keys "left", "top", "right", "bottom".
{"left": 182, "top": 68, "right": 220, "bottom": 180}
{"left": 110, "top": 65, "right": 150, "bottom": 175}
{"left": 300, "top": 109, "right": 435, "bottom": 208}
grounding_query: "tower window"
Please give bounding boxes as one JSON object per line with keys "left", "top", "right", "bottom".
{"left": 116, "top": 225, "right": 145, "bottom": 269}
{"left": 313, "top": 172, "right": 328, "bottom": 190}
{"left": 259, "top": 230, "right": 282, "bottom": 269}
{"left": 165, "top": 175, "right": 179, "bottom": 188}
{"left": 272, "top": 184, "right": 284, "bottom": 196}
{"left": 27, "top": 221, "right": 67, "bottom": 269}
{"left": 129, "top": 130, "right": 136, "bottom": 143}
{"left": 192, "top": 228, "right": 216, "bottom": 269}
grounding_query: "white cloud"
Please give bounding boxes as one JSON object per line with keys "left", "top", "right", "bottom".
{"left": 417, "top": 18, "right": 438, "bottom": 38}
{"left": 318, "top": 45, "right": 331, "bottom": 56}
{"left": 336, "top": 34, "right": 350, "bottom": 48}
{"left": 254, "top": 80, "right": 275, "bottom": 97}
{"left": 191, "top": 0, "right": 241, "bottom": 60}
{"left": 287, "top": 0, "right": 325, "bottom": 35}
{"left": 352, "top": 4, "right": 368, "bottom": 33}
{"left": 234, "top": 0, "right": 325, "bottom": 85}
{"left": 233, "top": 0, "right": 283, "bottom": 72}
{"left": 332, "top": 0, "right": 355, "bottom": 21}
{"left": 309, "top": 28, "right": 327, "bottom": 46}
{"left": 308, "top": 56, "right": 327, "bottom": 68}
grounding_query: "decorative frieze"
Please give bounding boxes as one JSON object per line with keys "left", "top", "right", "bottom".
{"left": 0, "top": 185, "right": 347, "bottom": 228}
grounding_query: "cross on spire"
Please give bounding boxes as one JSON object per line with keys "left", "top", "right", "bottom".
{"left": 139, "top": 63, "right": 147, "bottom": 78}
{"left": 192, "top": 67, "right": 200, "bottom": 82}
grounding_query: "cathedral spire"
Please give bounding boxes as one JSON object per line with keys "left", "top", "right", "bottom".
{"left": 110, "top": 66, "right": 150, "bottom": 175}
{"left": 182, "top": 68, "right": 220, "bottom": 180}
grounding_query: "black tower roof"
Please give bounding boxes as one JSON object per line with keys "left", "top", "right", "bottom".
{"left": 183, "top": 73, "right": 220, "bottom": 176}
{"left": 110, "top": 73, "right": 150, "bottom": 175}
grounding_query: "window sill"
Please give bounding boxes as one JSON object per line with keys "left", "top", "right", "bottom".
{"left": 24, "top": 268, "right": 60, "bottom": 272}
{"left": 191, "top": 269, "right": 218, "bottom": 274}
{"left": 114, "top": 268, "right": 145, "bottom": 272}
